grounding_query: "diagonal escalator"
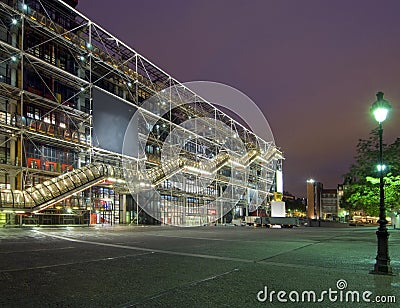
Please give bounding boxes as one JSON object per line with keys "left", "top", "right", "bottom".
{"left": 0, "top": 163, "right": 117, "bottom": 213}
{"left": 0, "top": 147, "right": 273, "bottom": 213}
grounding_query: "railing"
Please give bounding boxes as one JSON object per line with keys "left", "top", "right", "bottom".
{"left": 0, "top": 148, "right": 277, "bottom": 212}
{"left": 0, "top": 163, "right": 117, "bottom": 212}
{"left": 0, "top": 111, "right": 90, "bottom": 145}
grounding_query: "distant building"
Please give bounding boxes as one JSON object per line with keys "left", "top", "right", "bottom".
{"left": 306, "top": 180, "right": 322, "bottom": 219}
{"left": 321, "top": 189, "right": 338, "bottom": 220}
{"left": 306, "top": 181, "right": 341, "bottom": 220}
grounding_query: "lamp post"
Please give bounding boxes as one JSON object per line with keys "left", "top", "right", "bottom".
{"left": 370, "top": 91, "right": 393, "bottom": 275}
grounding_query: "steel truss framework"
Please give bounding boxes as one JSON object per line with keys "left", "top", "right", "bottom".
{"left": 0, "top": 0, "right": 283, "bottom": 226}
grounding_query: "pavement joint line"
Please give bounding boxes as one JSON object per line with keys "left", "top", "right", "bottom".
{"left": 255, "top": 242, "right": 317, "bottom": 263}
{"left": 0, "top": 246, "right": 76, "bottom": 254}
{"left": 0, "top": 252, "right": 154, "bottom": 273}
{"left": 145, "top": 233, "right": 257, "bottom": 242}
{"left": 0, "top": 241, "right": 33, "bottom": 245}
{"left": 120, "top": 268, "right": 240, "bottom": 307}
{"left": 255, "top": 234, "right": 340, "bottom": 263}
{"left": 142, "top": 233, "right": 316, "bottom": 244}
{"left": 32, "top": 230, "right": 379, "bottom": 275}
{"left": 255, "top": 259, "right": 364, "bottom": 273}
{"left": 190, "top": 268, "right": 240, "bottom": 285}
{"left": 34, "top": 230, "right": 256, "bottom": 263}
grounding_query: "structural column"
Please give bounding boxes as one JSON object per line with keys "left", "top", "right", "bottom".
{"left": 120, "top": 194, "right": 127, "bottom": 224}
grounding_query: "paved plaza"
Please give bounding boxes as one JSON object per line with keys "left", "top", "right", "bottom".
{"left": 0, "top": 225, "right": 399, "bottom": 307}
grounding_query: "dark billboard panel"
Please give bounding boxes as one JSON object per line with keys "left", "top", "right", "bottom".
{"left": 92, "top": 87, "right": 137, "bottom": 155}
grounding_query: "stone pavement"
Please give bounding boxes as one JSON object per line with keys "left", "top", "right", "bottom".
{"left": 0, "top": 225, "right": 399, "bottom": 307}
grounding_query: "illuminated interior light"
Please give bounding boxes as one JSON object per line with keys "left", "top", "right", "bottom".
{"left": 86, "top": 42, "right": 92, "bottom": 49}
{"left": 229, "top": 160, "right": 245, "bottom": 168}
{"left": 23, "top": 4, "right": 28, "bottom": 10}
{"left": 11, "top": 56, "right": 17, "bottom": 62}
{"left": 11, "top": 18, "right": 18, "bottom": 25}
{"left": 80, "top": 87, "right": 85, "bottom": 92}
{"left": 184, "top": 166, "right": 212, "bottom": 175}
{"left": 79, "top": 55, "right": 85, "bottom": 61}
{"left": 127, "top": 82, "right": 132, "bottom": 87}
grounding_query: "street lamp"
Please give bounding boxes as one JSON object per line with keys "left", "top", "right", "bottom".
{"left": 370, "top": 91, "right": 393, "bottom": 275}
{"left": 377, "top": 164, "right": 386, "bottom": 172}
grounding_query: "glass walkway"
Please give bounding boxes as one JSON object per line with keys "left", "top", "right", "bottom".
{"left": 0, "top": 163, "right": 119, "bottom": 213}
{"left": 0, "top": 148, "right": 271, "bottom": 213}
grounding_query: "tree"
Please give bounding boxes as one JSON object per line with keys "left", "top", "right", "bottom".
{"left": 283, "top": 192, "right": 306, "bottom": 212}
{"left": 341, "top": 129, "right": 400, "bottom": 216}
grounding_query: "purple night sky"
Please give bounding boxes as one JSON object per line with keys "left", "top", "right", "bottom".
{"left": 77, "top": 0, "right": 400, "bottom": 197}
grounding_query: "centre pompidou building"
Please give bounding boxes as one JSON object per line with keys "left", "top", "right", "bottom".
{"left": 0, "top": 0, "right": 283, "bottom": 226}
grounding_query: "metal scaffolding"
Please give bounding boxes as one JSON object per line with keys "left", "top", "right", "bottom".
{"left": 0, "top": 0, "right": 283, "bottom": 226}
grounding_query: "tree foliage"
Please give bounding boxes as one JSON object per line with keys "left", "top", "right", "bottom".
{"left": 341, "top": 129, "right": 400, "bottom": 216}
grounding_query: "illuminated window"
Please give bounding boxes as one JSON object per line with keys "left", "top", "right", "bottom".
{"left": 43, "top": 113, "right": 55, "bottom": 124}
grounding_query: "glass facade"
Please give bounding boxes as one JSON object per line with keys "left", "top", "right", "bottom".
{"left": 0, "top": 0, "right": 283, "bottom": 226}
